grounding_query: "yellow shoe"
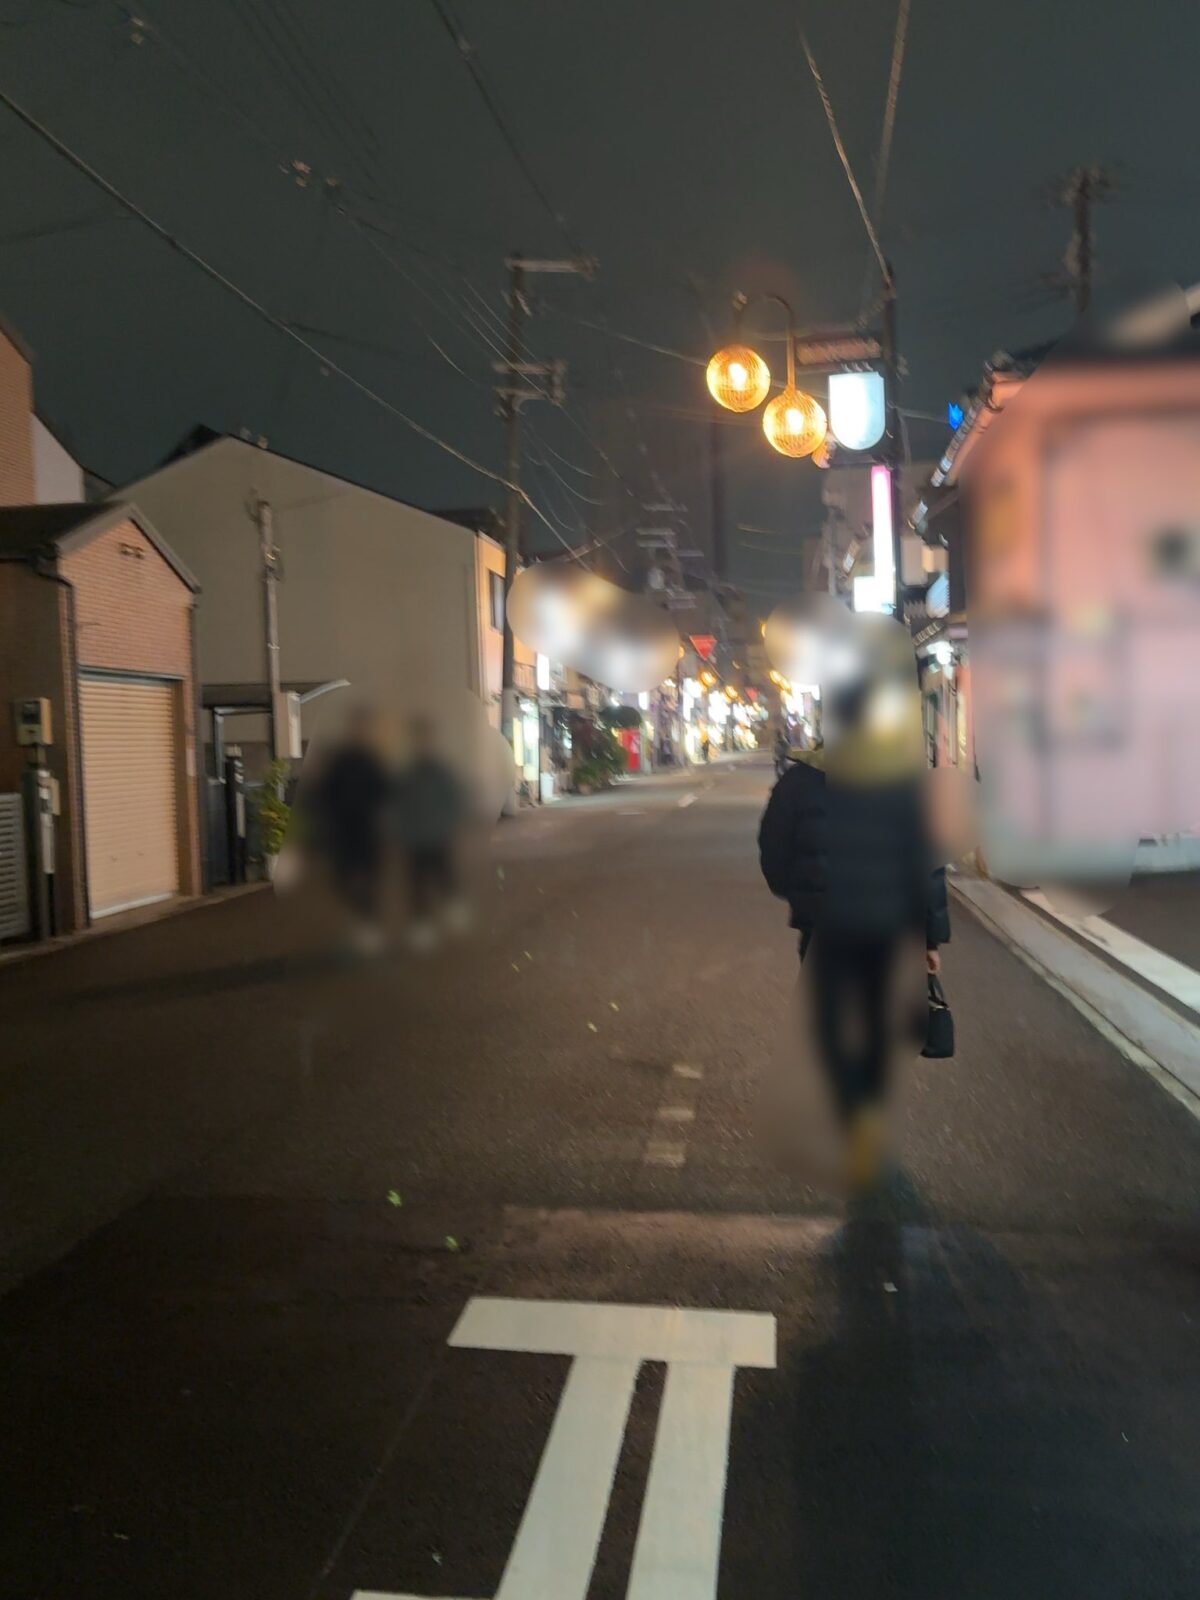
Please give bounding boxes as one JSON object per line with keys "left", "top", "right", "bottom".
{"left": 846, "top": 1105, "right": 886, "bottom": 1193}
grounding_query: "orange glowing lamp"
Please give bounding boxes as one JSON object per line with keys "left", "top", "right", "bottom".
{"left": 705, "top": 344, "right": 771, "bottom": 413}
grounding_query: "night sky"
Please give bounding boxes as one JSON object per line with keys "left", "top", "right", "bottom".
{"left": 3, "top": 0, "right": 1199, "bottom": 608}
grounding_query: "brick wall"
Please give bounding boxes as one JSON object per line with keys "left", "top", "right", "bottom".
{"left": 0, "top": 330, "right": 34, "bottom": 507}
{"left": 60, "top": 520, "right": 202, "bottom": 899}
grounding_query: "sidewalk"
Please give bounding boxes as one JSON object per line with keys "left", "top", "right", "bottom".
{"left": 0, "top": 880, "right": 267, "bottom": 968}
{"left": 953, "top": 869, "right": 1200, "bottom": 1118}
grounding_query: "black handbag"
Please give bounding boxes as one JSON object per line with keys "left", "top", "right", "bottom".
{"left": 921, "top": 973, "right": 955, "bottom": 1059}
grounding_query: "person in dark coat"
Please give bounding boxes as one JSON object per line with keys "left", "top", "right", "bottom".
{"left": 394, "top": 715, "right": 467, "bottom": 949}
{"left": 758, "top": 629, "right": 949, "bottom": 1188}
{"left": 304, "top": 703, "right": 393, "bottom": 953}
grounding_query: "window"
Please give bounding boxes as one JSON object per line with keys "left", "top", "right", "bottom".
{"left": 489, "top": 570, "right": 505, "bottom": 632}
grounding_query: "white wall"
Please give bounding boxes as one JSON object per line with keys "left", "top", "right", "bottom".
{"left": 32, "top": 416, "right": 84, "bottom": 503}
{"left": 122, "top": 438, "right": 484, "bottom": 761}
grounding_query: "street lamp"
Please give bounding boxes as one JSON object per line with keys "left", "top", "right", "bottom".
{"left": 762, "top": 385, "right": 826, "bottom": 460}
{"left": 706, "top": 344, "right": 771, "bottom": 413}
{"left": 706, "top": 293, "right": 826, "bottom": 461}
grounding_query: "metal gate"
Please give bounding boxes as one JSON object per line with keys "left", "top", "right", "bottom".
{"left": 79, "top": 674, "right": 180, "bottom": 917}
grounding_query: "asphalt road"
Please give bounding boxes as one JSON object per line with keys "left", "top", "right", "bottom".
{"left": 2, "top": 756, "right": 1199, "bottom": 1599}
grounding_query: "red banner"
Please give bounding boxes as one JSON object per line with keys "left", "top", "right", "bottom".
{"left": 688, "top": 634, "right": 716, "bottom": 661}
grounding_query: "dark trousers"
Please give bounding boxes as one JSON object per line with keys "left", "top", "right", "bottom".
{"left": 331, "top": 847, "right": 381, "bottom": 923}
{"left": 408, "top": 843, "right": 455, "bottom": 918}
{"left": 807, "top": 934, "right": 899, "bottom": 1121}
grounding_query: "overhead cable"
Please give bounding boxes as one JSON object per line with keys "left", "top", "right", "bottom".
{"left": 0, "top": 86, "right": 586, "bottom": 557}
{"left": 797, "top": 18, "right": 888, "bottom": 281}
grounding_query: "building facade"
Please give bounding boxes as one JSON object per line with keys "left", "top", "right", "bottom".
{"left": 122, "top": 434, "right": 486, "bottom": 782}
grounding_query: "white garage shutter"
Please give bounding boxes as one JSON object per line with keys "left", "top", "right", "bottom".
{"left": 79, "top": 675, "right": 179, "bottom": 918}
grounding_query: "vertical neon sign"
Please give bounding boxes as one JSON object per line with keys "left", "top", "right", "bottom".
{"left": 871, "top": 463, "right": 895, "bottom": 613}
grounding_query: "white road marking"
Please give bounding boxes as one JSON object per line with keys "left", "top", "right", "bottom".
{"left": 643, "top": 1063, "right": 703, "bottom": 1169}
{"left": 954, "top": 878, "right": 1200, "bottom": 1119}
{"left": 356, "top": 1299, "right": 778, "bottom": 1600}
{"left": 677, "top": 793, "right": 697, "bottom": 808}
{"left": 451, "top": 1297, "right": 775, "bottom": 1367}
{"left": 626, "top": 1360, "right": 737, "bottom": 1600}
{"left": 495, "top": 1355, "right": 639, "bottom": 1599}
{"left": 1023, "top": 889, "right": 1200, "bottom": 1013}
{"left": 643, "top": 1140, "right": 687, "bottom": 1168}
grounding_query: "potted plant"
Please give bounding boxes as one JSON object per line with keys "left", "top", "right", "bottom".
{"left": 572, "top": 737, "right": 626, "bottom": 794}
{"left": 254, "top": 759, "right": 292, "bottom": 879}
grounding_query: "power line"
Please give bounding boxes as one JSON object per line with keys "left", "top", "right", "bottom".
{"left": 542, "top": 305, "right": 705, "bottom": 367}
{"left": 426, "top": 0, "right": 581, "bottom": 255}
{"left": 0, "top": 85, "right": 588, "bottom": 558}
{"left": 524, "top": 428, "right": 606, "bottom": 505}
{"left": 0, "top": 207, "right": 126, "bottom": 245}
{"left": 98, "top": 4, "right": 656, "bottom": 514}
{"left": 524, "top": 426, "right": 594, "bottom": 479}
{"left": 797, "top": 20, "right": 888, "bottom": 281}
{"left": 858, "top": 0, "right": 911, "bottom": 317}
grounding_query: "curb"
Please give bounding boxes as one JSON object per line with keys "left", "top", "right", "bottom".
{"left": 0, "top": 881, "right": 269, "bottom": 969}
{"left": 953, "top": 876, "right": 1200, "bottom": 1116}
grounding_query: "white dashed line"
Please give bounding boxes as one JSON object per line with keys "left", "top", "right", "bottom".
{"left": 642, "top": 1064, "right": 704, "bottom": 1169}
{"left": 678, "top": 793, "right": 697, "bottom": 808}
{"left": 643, "top": 1140, "right": 687, "bottom": 1168}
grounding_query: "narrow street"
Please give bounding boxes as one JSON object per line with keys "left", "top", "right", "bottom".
{"left": 2, "top": 755, "right": 1198, "bottom": 1599}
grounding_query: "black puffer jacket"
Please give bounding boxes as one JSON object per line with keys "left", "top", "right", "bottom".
{"left": 758, "top": 758, "right": 950, "bottom": 947}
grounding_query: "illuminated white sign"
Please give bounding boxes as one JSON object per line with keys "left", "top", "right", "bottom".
{"left": 853, "top": 574, "right": 887, "bottom": 614}
{"left": 828, "top": 370, "right": 885, "bottom": 451}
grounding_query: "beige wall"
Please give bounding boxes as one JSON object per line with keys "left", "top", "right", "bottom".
{"left": 0, "top": 329, "right": 34, "bottom": 507}
{"left": 475, "top": 532, "right": 535, "bottom": 728}
{"left": 32, "top": 417, "right": 84, "bottom": 504}
{"left": 125, "top": 440, "right": 483, "bottom": 760}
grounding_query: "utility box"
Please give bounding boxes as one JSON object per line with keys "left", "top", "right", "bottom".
{"left": 273, "top": 690, "right": 303, "bottom": 759}
{"left": 14, "top": 697, "right": 52, "bottom": 747}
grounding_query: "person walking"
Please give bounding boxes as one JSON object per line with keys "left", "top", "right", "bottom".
{"left": 700, "top": 729, "right": 711, "bottom": 764}
{"left": 394, "top": 715, "right": 467, "bottom": 950}
{"left": 758, "top": 624, "right": 949, "bottom": 1190}
{"left": 303, "top": 702, "right": 393, "bottom": 955}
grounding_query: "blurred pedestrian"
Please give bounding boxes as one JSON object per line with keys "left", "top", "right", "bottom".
{"left": 395, "top": 714, "right": 467, "bottom": 950}
{"left": 758, "top": 625, "right": 949, "bottom": 1190}
{"left": 700, "top": 729, "right": 711, "bottom": 763}
{"left": 304, "top": 703, "right": 393, "bottom": 955}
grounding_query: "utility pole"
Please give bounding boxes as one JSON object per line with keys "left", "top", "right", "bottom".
{"left": 497, "top": 251, "right": 597, "bottom": 755}
{"left": 709, "top": 416, "right": 727, "bottom": 583}
{"left": 1072, "top": 167, "right": 1094, "bottom": 314}
{"left": 1049, "top": 164, "right": 1117, "bottom": 316}
{"left": 498, "top": 258, "right": 527, "bottom": 753}
{"left": 253, "top": 496, "right": 283, "bottom": 760}
{"left": 880, "top": 262, "right": 906, "bottom": 622}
